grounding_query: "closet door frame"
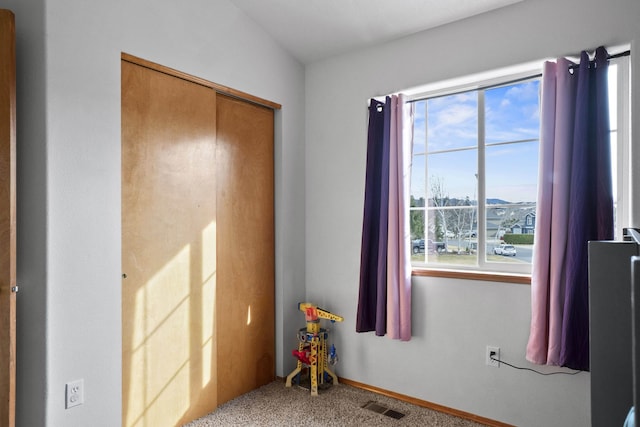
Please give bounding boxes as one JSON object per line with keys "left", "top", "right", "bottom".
{"left": 0, "top": 9, "right": 16, "bottom": 427}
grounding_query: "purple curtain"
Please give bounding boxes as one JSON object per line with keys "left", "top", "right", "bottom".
{"left": 526, "top": 47, "right": 613, "bottom": 370}
{"left": 356, "top": 95, "right": 412, "bottom": 341}
{"left": 356, "top": 98, "right": 389, "bottom": 335}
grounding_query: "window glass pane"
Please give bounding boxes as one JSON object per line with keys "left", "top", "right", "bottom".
{"left": 485, "top": 80, "right": 540, "bottom": 144}
{"left": 424, "top": 95, "right": 479, "bottom": 268}
{"left": 424, "top": 90, "right": 480, "bottom": 268}
{"left": 427, "top": 150, "right": 477, "bottom": 204}
{"left": 412, "top": 100, "right": 426, "bottom": 155}
{"left": 427, "top": 92, "right": 478, "bottom": 152}
{"left": 484, "top": 79, "right": 539, "bottom": 268}
{"left": 485, "top": 140, "right": 538, "bottom": 204}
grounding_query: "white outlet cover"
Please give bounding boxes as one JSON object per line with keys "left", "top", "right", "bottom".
{"left": 65, "top": 379, "right": 84, "bottom": 409}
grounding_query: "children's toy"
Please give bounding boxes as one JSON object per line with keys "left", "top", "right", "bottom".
{"left": 285, "top": 302, "right": 343, "bottom": 396}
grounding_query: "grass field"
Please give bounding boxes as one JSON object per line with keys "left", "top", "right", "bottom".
{"left": 411, "top": 251, "right": 524, "bottom": 265}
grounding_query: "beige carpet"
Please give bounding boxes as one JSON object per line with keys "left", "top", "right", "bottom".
{"left": 183, "top": 380, "right": 487, "bottom": 426}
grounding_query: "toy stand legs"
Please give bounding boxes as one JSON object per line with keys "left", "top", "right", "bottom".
{"left": 285, "top": 338, "right": 305, "bottom": 388}
{"left": 285, "top": 328, "right": 338, "bottom": 396}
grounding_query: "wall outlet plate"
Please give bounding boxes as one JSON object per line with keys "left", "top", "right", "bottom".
{"left": 65, "top": 379, "right": 84, "bottom": 409}
{"left": 486, "top": 346, "right": 500, "bottom": 367}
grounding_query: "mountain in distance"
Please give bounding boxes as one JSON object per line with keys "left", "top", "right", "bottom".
{"left": 487, "top": 198, "right": 510, "bottom": 205}
{"left": 487, "top": 198, "right": 537, "bottom": 206}
{"left": 424, "top": 197, "right": 535, "bottom": 206}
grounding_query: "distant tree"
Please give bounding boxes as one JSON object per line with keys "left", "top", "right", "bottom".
{"left": 430, "top": 175, "right": 476, "bottom": 253}
{"left": 410, "top": 195, "right": 425, "bottom": 240}
{"left": 449, "top": 198, "right": 476, "bottom": 254}
{"left": 429, "top": 176, "right": 449, "bottom": 242}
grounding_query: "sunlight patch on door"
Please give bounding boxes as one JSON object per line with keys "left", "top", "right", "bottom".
{"left": 131, "top": 245, "right": 191, "bottom": 349}
{"left": 127, "top": 244, "right": 192, "bottom": 426}
{"left": 202, "top": 221, "right": 217, "bottom": 387}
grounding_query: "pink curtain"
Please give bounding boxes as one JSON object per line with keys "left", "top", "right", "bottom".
{"left": 386, "top": 95, "right": 412, "bottom": 341}
{"left": 527, "top": 58, "right": 575, "bottom": 366}
{"left": 357, "top": 94, "right": 412, "bottom": 341}
{"left": 527, "top": 47, "right": 613, "bottom": 370}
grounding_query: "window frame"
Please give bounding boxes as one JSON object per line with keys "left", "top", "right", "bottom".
{"left": 409, "top": 70, "right": 542, "bottom": 276}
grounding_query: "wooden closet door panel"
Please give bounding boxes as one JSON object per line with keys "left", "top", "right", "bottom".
{"left": 121, "top": 60, "right": 218, "bottom": 427}
{"left": 216, "top": 94, "right": 275, "bottom": 405}
{"left": 0, "top": 9, "right": 15, "bottom": 427}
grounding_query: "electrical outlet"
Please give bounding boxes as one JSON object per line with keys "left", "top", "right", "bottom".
{"left": 65, "top": 379, "right": 84, "bottom": 409}
{"left": 486, "top": 346, "right": 500, "bottom": 367}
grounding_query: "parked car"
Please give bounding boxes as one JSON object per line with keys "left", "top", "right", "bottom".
{"left": 412, "top": 239, "right": 425, "bottom": 254}
{"left": 429, "top": 239, "right": 447, "bottom": 253}
{"left": 493, "top": 243, "right": 516, "bottom": 256}
{"left": 412, "top": 239, "right": 446, "bottom": 254}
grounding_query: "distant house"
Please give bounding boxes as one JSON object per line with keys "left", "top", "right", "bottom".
{"left": 506, "top": 211, "right": 535, "bottom": 235}
{"left": 520, "top": 212, "right": 536, "bottom": 234}
{"left": 483, "top": 206, "right": 537, "bottom": 239}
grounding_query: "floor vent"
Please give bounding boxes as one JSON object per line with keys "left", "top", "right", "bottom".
{"left": 361, "top": 401, "right": 406, "bottom": 419}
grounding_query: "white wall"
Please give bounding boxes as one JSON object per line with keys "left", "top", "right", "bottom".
{"left": 2, "top": 0, "right": 306, "bottom": 426}
{"left": 305, "top": 0, "right": 640, "bottom": 426}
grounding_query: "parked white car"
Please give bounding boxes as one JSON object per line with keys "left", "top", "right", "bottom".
{"left": 494, "top": 244, "right": 517, "bottom": 256}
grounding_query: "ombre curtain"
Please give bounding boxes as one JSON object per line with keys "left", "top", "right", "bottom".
{"left": 526, "top": 47, "right": 613, "bottom": 370}
{"left": 356, "top": 95, "right": 412, "bottom": 341}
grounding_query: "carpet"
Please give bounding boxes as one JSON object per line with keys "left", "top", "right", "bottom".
{"left": 183, "top": 380, "right": 487, "bottom": 426}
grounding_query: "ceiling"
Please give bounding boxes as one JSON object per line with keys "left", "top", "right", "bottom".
{"left": 231, "top": 0, "right": 524, "bottom": 64}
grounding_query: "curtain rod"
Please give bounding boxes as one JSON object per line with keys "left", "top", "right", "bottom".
{"left": 609, "top": 50, "right": 631, "bottom": 60}
{"left": 567, "top": 49, "right": 630, "bottom": 70}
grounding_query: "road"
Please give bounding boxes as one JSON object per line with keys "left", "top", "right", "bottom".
{"left": 487, "top": 243, "right": 533, "bottom": 263}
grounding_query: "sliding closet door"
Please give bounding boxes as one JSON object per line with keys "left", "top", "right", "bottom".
{"left": 216, "top": 94, "right": 275, "bottom": 405}
{"left": 122, "top": 55, "right": 276, "bottom": 426}
{"left": 121, "top": 60, "right": 218, "bottom": 427}
{"left": 0, "top": 9, "right": 15, "bottom": 427}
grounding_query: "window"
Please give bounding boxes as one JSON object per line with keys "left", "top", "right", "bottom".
{"left": 410, "top": 76, "right": 539, "bottom": 274}
{"left": 409, "top": 54, "right": 630, "bottom": 276}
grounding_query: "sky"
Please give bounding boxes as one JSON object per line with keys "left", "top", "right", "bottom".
{"left": 410, "top": 79, "right": 540, "bottom": 204}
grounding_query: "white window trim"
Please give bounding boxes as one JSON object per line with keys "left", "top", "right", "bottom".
{"left": 613, "top": 54, "right": 631, "bottom": 239}
{"left": 405, "top": 60, "right": 543, "bottom": 103}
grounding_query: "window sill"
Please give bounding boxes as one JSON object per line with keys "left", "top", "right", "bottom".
{"left": 412, "top": 267, "right": 531, "bottom": 285}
